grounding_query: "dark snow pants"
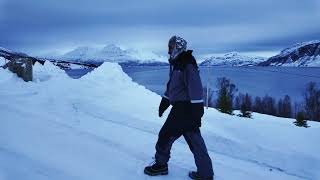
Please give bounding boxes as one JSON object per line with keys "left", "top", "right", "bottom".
{"left": 155, "top": 102, "right": 214, "bottom": 178}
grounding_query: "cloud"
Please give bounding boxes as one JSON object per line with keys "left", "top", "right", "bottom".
{"left": 0, "top": 0, "right": 319, "bottom": 55}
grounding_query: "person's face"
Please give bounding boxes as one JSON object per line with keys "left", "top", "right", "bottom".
{"left": 168, "top": 43, "right": 176, "bottom": 55}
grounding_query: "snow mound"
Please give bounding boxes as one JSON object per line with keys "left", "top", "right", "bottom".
{"left": 81, "top": 62, "right": 133, "bottom": 83}
{"left": 33, "top": 61, "right": 69, "bottom": 82}
{"left": 0, "top": 67, "right": 21, "bottom": 84}
{"left": 79, "top": 62, "right": 160, "bottom": 120}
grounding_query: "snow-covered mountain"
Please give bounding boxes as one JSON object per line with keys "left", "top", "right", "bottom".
{"left": 200, "top": 52, "right": 267, "bottom": 66}
{"left": 1, "top": 62, "right": 319, "bottom": 180}
{"left": 0, "top": 57, "right": 7, "bottom": 66}
{"left": 60, "top": 44, "right": 167, "bottom": 65}
{"left": 0, "top": 46, "right": 98, "bottom": 69}
{"left": 0, "top": 46, "right": 29, "bottom": 59}
{"left": 259, "top": 40, "right": 320, "bottom": 67}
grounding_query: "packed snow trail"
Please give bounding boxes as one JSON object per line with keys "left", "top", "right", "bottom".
{"left": 0, "top": 62, "right": 319, "bottom": 180}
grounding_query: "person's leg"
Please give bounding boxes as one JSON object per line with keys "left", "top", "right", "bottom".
{"left": 183, "top": 129, "right": 214, "bottom": 178}
{"left": 144, "top": 108, "right": 182, "bottom": 176}
{"left": 155, "top": 120, "right": 182, "bottom": 165}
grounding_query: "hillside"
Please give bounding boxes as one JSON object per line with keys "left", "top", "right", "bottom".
{"left": 200, "top": 52, "right": 266, "bottom": 66}
{"left": 259, "top": 41, "right": 320, "bottom": 67}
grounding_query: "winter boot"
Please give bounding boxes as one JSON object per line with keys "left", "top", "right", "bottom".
{"left": 144, "top": 161, "right": 168, "bottom": 176}
{"left": 189, "top": 171, "right": 214, "bottom": 180}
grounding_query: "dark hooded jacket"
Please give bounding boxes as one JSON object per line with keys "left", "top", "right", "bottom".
{"left": 164, "top": 50, "right": 203, "bottom": 104}
{"left": 162, "top": 50, "right": 204, "bottom": 131}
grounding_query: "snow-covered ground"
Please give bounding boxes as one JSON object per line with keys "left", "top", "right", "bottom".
{"left": 0, "top": 62, "right": 319, "bottom": 180}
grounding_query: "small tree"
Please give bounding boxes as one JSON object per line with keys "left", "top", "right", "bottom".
{"left": 236, "top": 93, "right": 252, "bottom": 118}
{"left": 278, "top": 95, "right": 292, "bottom": 118}
{"left": 240, "top": 93, "right": 252, "bottom": 118}
{"left": 262, "top": 95, "right": 277, "bottom": 116}
{"left": 253, "top": 96, "right": 263, "bottom": 113}
{"left": 216, "top": 77, "right": 237, "bottom": 114}
{"left": 234, "top": 95, "right": 241, "bottom": 110}
{"left": 294, "top": 111, "right": 309, "bottom": 128}
{"left": 304, "top": 82, "right": 320, "bottom": 121}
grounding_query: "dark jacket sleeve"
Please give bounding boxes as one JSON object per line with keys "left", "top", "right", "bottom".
{"left": 185, "top": 64, "right": 204, "bottom": 119}
{"left": 184, "top": 64, "right": 204, "bottom": 103}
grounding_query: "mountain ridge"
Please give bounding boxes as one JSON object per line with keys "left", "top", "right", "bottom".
{"left": 200, "top": 52, "right": 267, "bottom": 66}
{"left": 259, "top": 40, "right": 320, "bottom": 67}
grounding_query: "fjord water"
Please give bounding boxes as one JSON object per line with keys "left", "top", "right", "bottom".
{"left": 122, "top": 66, "right": 320, "bottom": 103}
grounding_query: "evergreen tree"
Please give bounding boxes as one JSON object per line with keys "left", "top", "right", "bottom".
{"left": 262, "top": 95, "right": 277, "bottom": 116}
{"left": 240, "top": 93, "right": 252, "bottom": 118}
{"left": 234, "top": 94, "right": 241, "bottom": 110}
{"left": 253, "top": 96, "right": 263, "bottom": 113}
{"left": 277, "top": 95, "right": 292, "bottom": 118}
{"left": 216, "top": 77, "right": 237, "bottom": 114}
{"left": 294, "top": 111, "right": 309, "bottom": 128}
{"left": 304, "top": 82, "right": 320, "bottom": 121}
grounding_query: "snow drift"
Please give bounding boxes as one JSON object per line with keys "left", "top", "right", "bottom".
{"left": 0, "top": 62, "right": 319, "bottom": 180}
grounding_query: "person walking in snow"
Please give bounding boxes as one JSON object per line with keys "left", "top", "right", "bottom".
{"left": 144, "top": 36, "right": 214, "bottom": 180}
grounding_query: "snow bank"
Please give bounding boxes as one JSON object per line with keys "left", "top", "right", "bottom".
{"left": 79, "top": 62, "right": 161, "bottom": 120}
{"left": 0, "top": 62, "right": 320, "bottom": 180}
{"left": 33, "top": 61, "right": 69, "bottom": 82}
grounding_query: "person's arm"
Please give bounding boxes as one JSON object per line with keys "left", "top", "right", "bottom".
{"left": 185, "top": 64, "right": 204, "bottom": 119}
{"left": 159, "top": 76, "right": 171, "bottom": 117}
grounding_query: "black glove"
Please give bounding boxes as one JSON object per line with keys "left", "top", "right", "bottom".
{"left": 158, "top": 97, "right": 170, "bottom": 117}
{"left": 191, "top": 103, "right": 204, "bottom": 120}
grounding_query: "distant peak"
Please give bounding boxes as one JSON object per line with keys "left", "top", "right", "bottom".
{"left": 280, "top": 40, "right": 320, "bottom": 56}
{"left": 0, "top": 47, "right": 12, "bottom": 53}
{"left": 226, "top": 51, "right": 239, "bottom": 55}
{"left": 102, "top": 44, "right": 122, "bottom": 50}
{"left": 73, "top": 46, "right": 91, "bottom": 51}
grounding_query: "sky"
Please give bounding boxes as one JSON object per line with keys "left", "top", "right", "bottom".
{"left": 0, "top": 0, "right": 319, "bottom": 57}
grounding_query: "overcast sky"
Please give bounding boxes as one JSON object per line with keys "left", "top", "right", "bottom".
{"left": 0, "top": 0, "right": 319, "bottom": 56}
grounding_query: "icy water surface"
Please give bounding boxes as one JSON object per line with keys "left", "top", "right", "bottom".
{"left": 64, "top": 66, "right": 320, "bottom": 103}
{"left": 122, "top": 66, "right": 320, "bottom": 103}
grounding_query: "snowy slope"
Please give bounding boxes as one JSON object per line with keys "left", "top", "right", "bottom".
{"left": 280, "top": 40, "right": 320, "bottom": 57}
{"left": 60, "top": 44, "right": 166, "bottom": 63}
{"left": 200, "top": 52, "right": 266, "bottom": 66}
{"left": 0, "top": 62, "right": 320, "bottom": 180}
